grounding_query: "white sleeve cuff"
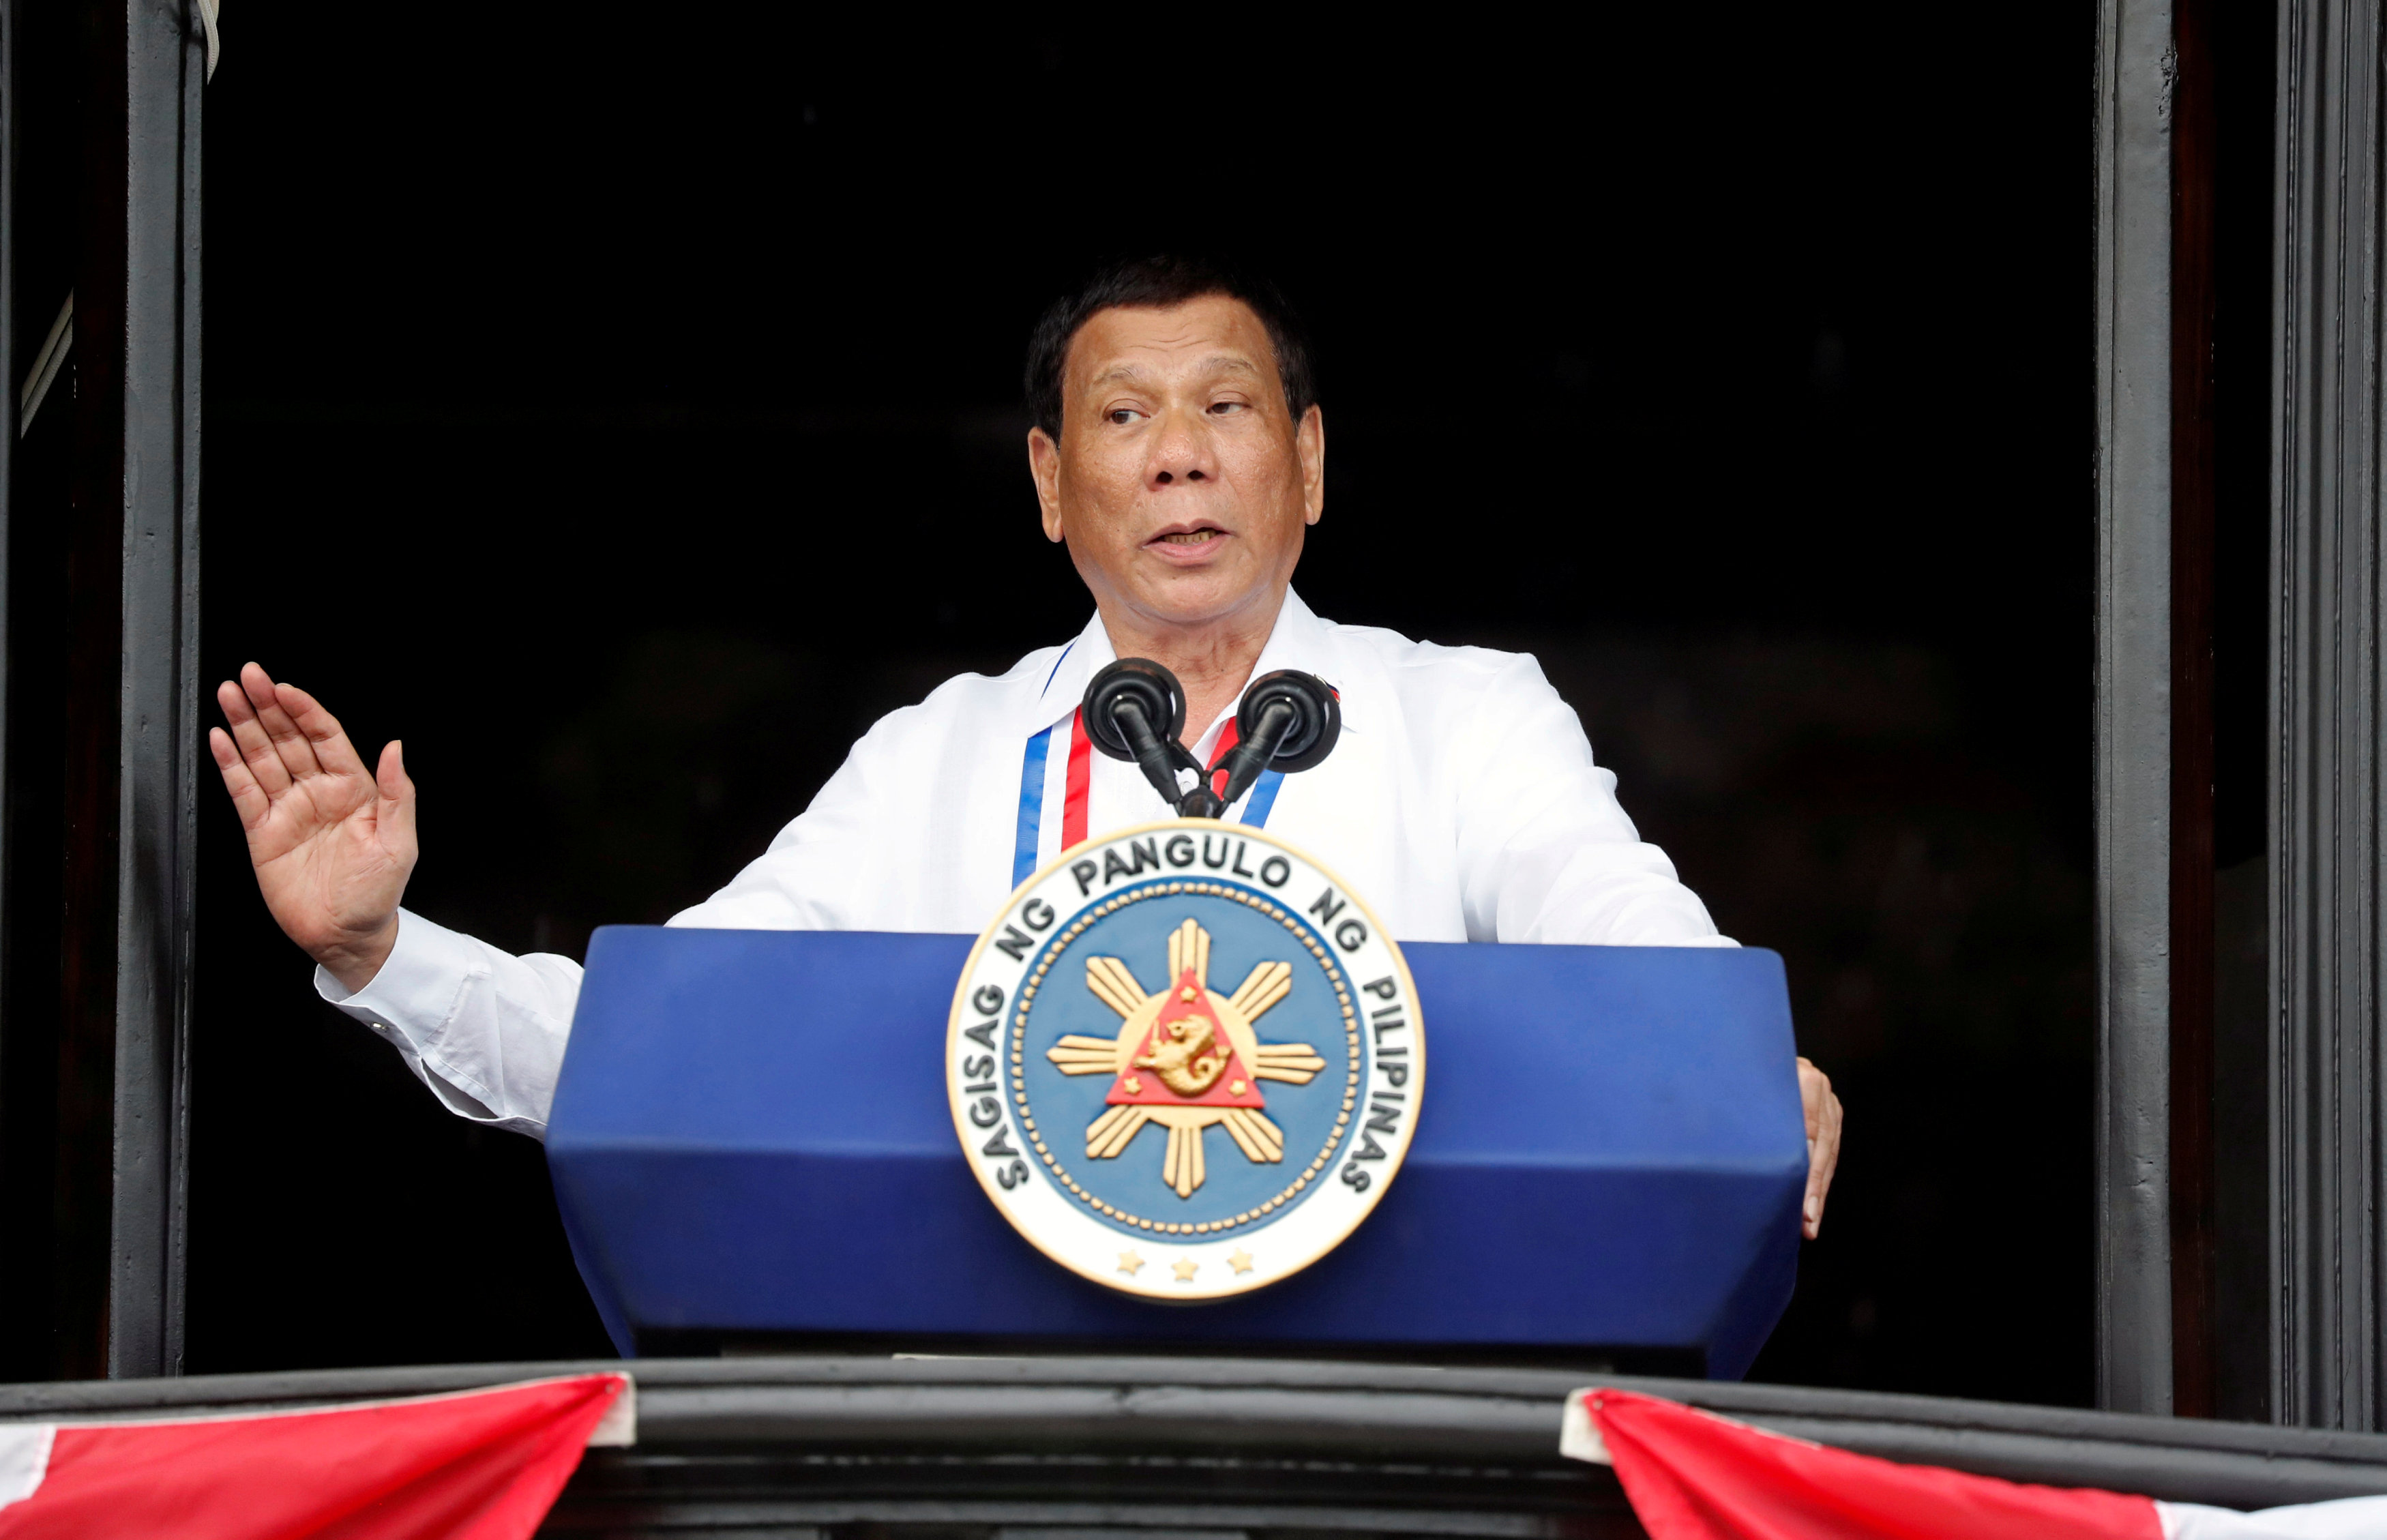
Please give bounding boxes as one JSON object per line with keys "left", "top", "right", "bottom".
{"left": 313, "top": 908, "right": 475, "bottom": 1012}
{"left": 313, "top": 909, "right": 505, "bottom": 1123}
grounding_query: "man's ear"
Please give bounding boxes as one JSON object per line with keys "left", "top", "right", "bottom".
{"left": 1297, "top": 404, "right": 1326, "bottom": 526}
{"left": 1028, "top": 426, "right": 1066, "bottom": 543}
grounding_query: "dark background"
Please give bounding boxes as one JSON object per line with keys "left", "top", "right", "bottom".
{"left": 153, "top": 6, "right": 2122, "bottom": 1398}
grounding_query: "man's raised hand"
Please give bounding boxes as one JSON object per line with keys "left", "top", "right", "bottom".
{"left": 209, "top": 663, "right": 417, "bottom": 992}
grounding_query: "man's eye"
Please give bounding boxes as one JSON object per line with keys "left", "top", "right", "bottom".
{"left": 1208, "top": 401, "right": 1244, "bottom": 415}
{"left": 1108, "top": 409, "right": 1142, "bottom": 425}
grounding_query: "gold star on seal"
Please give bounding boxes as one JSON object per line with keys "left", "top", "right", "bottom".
{"left": 1172, "top": 1258, "right": 1199, "bottom": 1282}
{"left": 1117, "top": 1250, "right": 1144, "bottom": 1276}
{"left": 1228, "top": 1249, "right": 1254, "bottom": 1275}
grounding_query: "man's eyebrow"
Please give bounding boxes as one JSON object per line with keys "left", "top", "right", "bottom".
{"left": 1088, "top": 354, "right": 1262, "bottom": 388}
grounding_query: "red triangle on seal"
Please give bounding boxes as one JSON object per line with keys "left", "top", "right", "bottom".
{"left": 1106, "top": 969, "right": 1269, "bottom": 1109}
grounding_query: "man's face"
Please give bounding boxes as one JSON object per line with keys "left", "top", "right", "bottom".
{"left": 1029, "top": 295, "right": 1324, "bottom": 635}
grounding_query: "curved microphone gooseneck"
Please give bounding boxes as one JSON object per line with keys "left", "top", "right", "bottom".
{"left": 1080, "top": 660, "right": 1341, "bottom": 821}
{"left": 1212, "top": 670, "right": 1341, "bottom": 810}
{"left": 1082, "top": 658, "right": 1211, "bottom": 816}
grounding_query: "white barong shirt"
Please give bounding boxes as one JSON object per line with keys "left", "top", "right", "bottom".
{"left": 322, "top": 591, "right": 1730, "bottom": 1138}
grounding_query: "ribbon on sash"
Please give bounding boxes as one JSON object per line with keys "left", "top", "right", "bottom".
{"left": 1013, "top": 711, "right": 1282, "bottom": 888}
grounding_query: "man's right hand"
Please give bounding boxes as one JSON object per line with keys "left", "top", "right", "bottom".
{"left": 208, "top": 662, "right": 418, "bottom": 993}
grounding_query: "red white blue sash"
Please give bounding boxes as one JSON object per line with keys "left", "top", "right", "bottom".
{"left": 1013, "top": 711, "right": 1282, "bottom": 887}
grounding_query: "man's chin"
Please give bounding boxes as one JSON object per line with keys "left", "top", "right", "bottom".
{"left": 1118, "top": 567, "right": 1276, "bottom": 631}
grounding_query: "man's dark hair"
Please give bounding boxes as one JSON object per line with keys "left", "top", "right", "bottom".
{"left": 1024, "top": 255, "right": 1318, "bottom": 441}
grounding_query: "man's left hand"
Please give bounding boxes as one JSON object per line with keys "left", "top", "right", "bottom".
{"left": 1798, "top": 1057, "right": 1841, "bottom": 1240}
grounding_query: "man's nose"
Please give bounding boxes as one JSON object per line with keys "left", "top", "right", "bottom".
{"left": 1148, "top": 407, "right": 1215, "bottom": 488}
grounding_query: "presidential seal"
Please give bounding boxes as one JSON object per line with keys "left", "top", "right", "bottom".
{"left": 948, "top": 820, "right": 1424, "bottom": 1299}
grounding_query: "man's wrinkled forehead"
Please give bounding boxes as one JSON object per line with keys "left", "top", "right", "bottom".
{"left": 1063, "top": 297, "right": 1281, "bottom": 397}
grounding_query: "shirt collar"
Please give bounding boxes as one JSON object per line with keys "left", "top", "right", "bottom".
{"left": 1026, "top": 587, "right": 1347, "bottom": 739}
{"left": 1028, "top": 610, "right": 1118, "bottom": 736}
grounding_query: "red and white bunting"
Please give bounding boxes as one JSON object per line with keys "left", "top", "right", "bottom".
{"left": 0, "top": 1372, "right": 627, "bottom": 1539}
{"left": 1562, "top": 1387, "right": 2387, "bottom": 1540}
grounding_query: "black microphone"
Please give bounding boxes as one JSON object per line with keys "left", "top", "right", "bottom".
{"left": 1213, "top": 670, "right": 1340, "bottom": 809}
{"left": 1082, "top": 659, "right": 1211, "bottom": 816}
{"left": 1081, "top": 660, "right": 1341, "bottom": 820}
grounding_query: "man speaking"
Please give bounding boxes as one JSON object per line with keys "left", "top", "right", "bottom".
{"left": 211, "top": 256, "right": 1843, "bottom": 1237}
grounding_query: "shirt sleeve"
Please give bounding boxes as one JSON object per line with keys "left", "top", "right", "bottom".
{"left": 315, "top": 908, "right": 584, "bottom": 1139}
{"left": 1451, "top": 654, "right": 1736, "bottom": 947}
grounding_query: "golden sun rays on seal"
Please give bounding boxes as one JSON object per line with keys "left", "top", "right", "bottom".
{"left": 1044, "top": 918, "right": 1329, "bottom": 1198}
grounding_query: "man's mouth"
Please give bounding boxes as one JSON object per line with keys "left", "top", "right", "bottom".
{"left": 1148, "top": 523, "right": 1226, "bottom": 548}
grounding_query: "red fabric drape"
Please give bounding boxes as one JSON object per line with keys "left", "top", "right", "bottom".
{"left": 1585, "top": 1388, "right": 2164, "bottom": 1540}
{"left": 0, "top": 1372, "right": 623, "bottom": 1540}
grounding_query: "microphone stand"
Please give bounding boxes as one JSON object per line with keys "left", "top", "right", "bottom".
{"left": 1210, "top": 696, "right": 1297, "bottom": 810}
{"left": 1108, "top": 696, "right": 1224, "bottom": 820}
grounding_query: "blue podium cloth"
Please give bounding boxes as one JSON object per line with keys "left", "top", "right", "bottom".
{"left": 546, "top": 928, "right": 1807, "bottom": 1377}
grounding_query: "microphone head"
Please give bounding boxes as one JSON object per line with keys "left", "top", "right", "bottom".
{"left": 1236, "top": 670, "right": 1341, "bottom": 772}
{"left": 1082, "top": 658, "right": 1188, "bottom": 761}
